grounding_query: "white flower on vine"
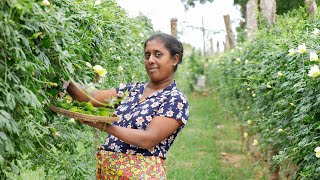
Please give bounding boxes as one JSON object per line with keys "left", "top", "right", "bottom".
{"left": 267, "top": 83, "right": 272, "bottom": 89}
{"left": 93, "top": 65, "right": 107, "bottom": 77}
{"left": 310, "top": 52, "right": 319, "bottom": 61}
{"left": 94, "top": 0, "right": 101, "bottom": 5}
{"left": 314, "top": 147, "right": 320, "bottom": 158}
{"left": 288, "top": 48, "right": 297, "bottom": 56}
{"left": 252, "top": 139, "right": 258, "bottom": 146}
{"left": 277, "top": 129, "right": 284, "bottom": 133}
{"left": 312, "top": 28, "right": 320, "bottom": 36}
{"left": 85, "top": 62, "right": 92, "bottom": 68}
{"left": 69, "top": 118, "right": 75, "bottom": 123}
{"left": 41, "top": 0, "right": 50, "bottom": 6}
{"left": 243, "top": 132, "right": 248, "bottom": 138}
{"left": 118, "top": 66, "right": 124, "bottom": 72}
{"left": 308, "top": 65, "right": 320, "bottom": 78}
{"left": 277, "top": 71, "right": 284, "bottom": 77}
{"left": 54, "top": 132, "right": 61, "bottom": 137}
{"left": 298, "top": 43, "right": 307, "bottom": 54}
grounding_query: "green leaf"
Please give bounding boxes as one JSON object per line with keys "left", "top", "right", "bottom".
{"left": 42, "top": 35, "right": 51, "bottom": 49}
{"left": 5, "top": 140, "right": 14, "bottom": 154}
{"left": 0, "top": 154, "right": 4, "bottom": 164}
{"left": 0, "top": 132, "right": 8, "bottom": 141}
{"left": 0, "top": 100, "right": 4, "bottom": 107}
{"left": 65, "top": 62, "right": 74, "bottom": 74}
{"left": 5, "top": 93, "right": 16, "bottom": 110}
{"left": 0, "top": 110, "right": 18, "bottom": 134}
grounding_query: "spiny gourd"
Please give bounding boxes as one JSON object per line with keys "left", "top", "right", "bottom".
{"left": 55, "top": 99, "right": 112, "bottom": 117}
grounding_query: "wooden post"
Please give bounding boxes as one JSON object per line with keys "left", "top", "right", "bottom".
{"left": 201, "top": 16, "right": 206, "bottom": 61}
{"left": 216, "top": 41, "right": 220, "bottom": 54}
{"left": 223, "top": 14, "right": 236, "bottom": 49}
{"left": 260, "top": 0, "right": 276, "bottom": 24}
{"left": 201, "top": 16, "right": 207, "bottom": 75}
{"left": 305, "top": 0, "right": 317, "bottom": 17}
{"left": 170, "top": 18, "right": 178, "bottom": 38}
{"left": 225, "top": 35, "right": 230, "bottom": 50}
{"left": 210, "top": 38, "right": 214, "bottom": 54}
{"left": 246, "top": 0, "right": 258, "bottom": 40}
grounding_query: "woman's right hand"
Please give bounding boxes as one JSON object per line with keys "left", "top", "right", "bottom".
{"left": 62, "top": 78, "right": 119, "bottom": 107}
{"left": 61, "top": 78, "right": 71, "bottom": 91}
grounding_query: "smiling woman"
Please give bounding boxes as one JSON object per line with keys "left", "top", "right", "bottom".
{"left": 66, "top": 33, "right": 189, "bottom": 179}
{"left": 144, "top": 33, "right": 183, "bottom": 85}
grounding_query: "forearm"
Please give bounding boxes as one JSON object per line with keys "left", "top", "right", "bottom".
{"left": 81, "top": 117, "right": 181, "bottom": 150}
{"left": 66, "top": 81, "right": 118, "bottom": 107}
{"left": 88, "top": 122, "right": 155, "bottom": 149}
{"left": 105, "top": 125, "right": 156, "bottom": 149}
{"left": 66, "top": 81, "right": 90, "bottom": 102}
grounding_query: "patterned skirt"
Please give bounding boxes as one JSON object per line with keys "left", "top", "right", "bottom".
{"left": 96, "top": 150, "right": 167, "bottom": 180}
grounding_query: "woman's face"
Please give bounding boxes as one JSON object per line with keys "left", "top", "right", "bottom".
{"left": 144, "top": 39, "right": 178, "bottom": 83}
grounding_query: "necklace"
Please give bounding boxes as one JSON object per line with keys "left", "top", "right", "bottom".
{"left": 144, "top": 83, "right": 158, "bottom": 94}
{"left": 139, "top": 83, "right": 155, "bottom": 103}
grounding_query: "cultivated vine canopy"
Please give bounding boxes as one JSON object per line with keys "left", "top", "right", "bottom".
{"left": 0, "top": 0, "right": 153, "bottom": 178}
{"left": 208, "top": 7, "right": 320, "bottom": 179}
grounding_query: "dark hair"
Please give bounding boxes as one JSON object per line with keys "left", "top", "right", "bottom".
{"left": 144, "top": 33, "right": 183, "bottom": 72}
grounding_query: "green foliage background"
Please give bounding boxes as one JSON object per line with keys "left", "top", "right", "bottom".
{"left": 208, "top": 8, "right": 320, "bottom": 179}
{"left": 234, "top": 0, "right": 320, "bottom": 20}
{"left": 0, "top": 0, "right": 153, "bottom": 178}
{"left": 175, "top": 43, "right": 204, "bottom": 93}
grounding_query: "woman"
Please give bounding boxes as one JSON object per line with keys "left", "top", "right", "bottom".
{"left": 66, "top": 33, "right": 189, "bottom": 179}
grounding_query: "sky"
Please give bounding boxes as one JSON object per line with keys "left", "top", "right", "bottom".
{"left": 116, "top": 0, "right": 242, "bottom": 51}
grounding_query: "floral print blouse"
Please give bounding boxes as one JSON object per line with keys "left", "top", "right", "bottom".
{"left": 100, "top": 81, "right": 189, "bottom": 159}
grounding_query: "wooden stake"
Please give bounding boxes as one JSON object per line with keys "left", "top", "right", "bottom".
{"left": 246, "top": 0, "right": 258, "bottom": 40}
{"left": 170, "top": 18, "right": 178, "bottom": 38}
{"left": 305, "top": 0, "right": 317, "bottom": 17}
{"left": 210, "top": 38, "right": 214, "bottom": 54}
{"left": 260, "top": 0, "right": 276, "bottom": 24}
{"left": 223, "top": 14, "right": 236, "bottom": 49}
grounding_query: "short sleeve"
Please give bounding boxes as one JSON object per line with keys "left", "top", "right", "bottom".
{"left": 155, "top": 94, "right": 189, "bottom": 125}
{"left": 115, "top": 83, "right": 136, "bottom": 98}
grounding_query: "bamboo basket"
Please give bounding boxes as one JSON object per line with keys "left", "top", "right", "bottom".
{"left": 49, "top": 104, "right": 119, "bottom": 123}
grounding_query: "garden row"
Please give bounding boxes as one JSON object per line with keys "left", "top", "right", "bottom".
{"left": 208, "top": 8, "right": 320, "bottom": 179}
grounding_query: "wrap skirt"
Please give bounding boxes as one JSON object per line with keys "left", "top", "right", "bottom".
{"left": 96, "top": 150, "right": 167, "bottom": 180}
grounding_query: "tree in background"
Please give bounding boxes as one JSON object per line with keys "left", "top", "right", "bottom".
{"left": 181, "top": 0, "right": 309, "bottom": 14}
{"left": 234, "top": 0, "right": 320, "bottom": 17}
{"left": 181, "top": 0, "right": 214, "bottom": 9}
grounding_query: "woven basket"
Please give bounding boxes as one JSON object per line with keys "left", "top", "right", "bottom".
{"left": 49, "top": 104, "right": 119, "bottom": 123}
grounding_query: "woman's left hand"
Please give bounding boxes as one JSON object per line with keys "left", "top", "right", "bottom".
{"left": 79, "top": 120, "right": 110, "bottom": 131}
